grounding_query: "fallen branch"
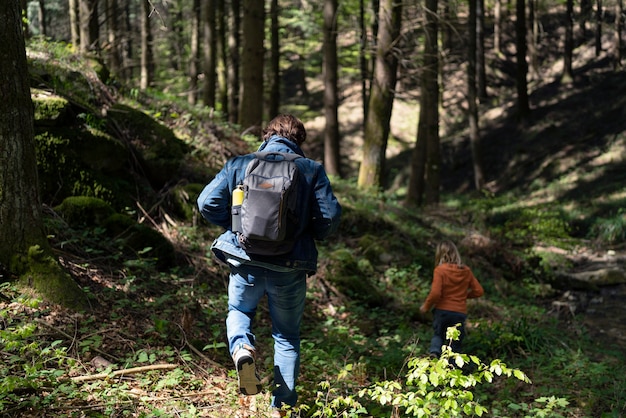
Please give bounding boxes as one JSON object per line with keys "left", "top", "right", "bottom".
{"left": 71, "top": 363, "right": 177, "bottom": 383}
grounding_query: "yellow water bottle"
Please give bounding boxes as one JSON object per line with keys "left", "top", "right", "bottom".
{"left": 231, "top": 185, "right": 244, "bottom": 232}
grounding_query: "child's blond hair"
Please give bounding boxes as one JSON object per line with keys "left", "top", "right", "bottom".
{"left": 435, "top": 240, "right": 462, "bottom": 266}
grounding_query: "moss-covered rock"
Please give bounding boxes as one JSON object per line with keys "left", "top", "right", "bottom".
{"left": 32, "top": 90, "right": 70, "bottom": 126}
{"left": 164, "top": 182, "right": 205, "bottom": 221}
{"left": 108, "top": 104, "right": 189, "bottom": 189}
{"left": 54, "top": 196, "right": 115, "bottom": 227}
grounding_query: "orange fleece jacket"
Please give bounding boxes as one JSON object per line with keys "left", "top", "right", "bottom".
{"left": 423, "top": 263, "right": 484, "bottom": 314}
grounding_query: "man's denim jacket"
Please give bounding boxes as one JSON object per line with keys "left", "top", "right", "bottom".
{"left": 197, "top": 135, "right": 342, "bottom": 275}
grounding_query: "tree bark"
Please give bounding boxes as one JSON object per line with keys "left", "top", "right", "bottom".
{"left": 0, "top": 0, "right": 86, "bottom": 309}
{"left": 69, "top": 0, "right": 80, "bottom": 48}
{"left": 202, "top": 0, "right": 216, "bottom": 108}
{"left": 79, "top": 0, "right": 99, "bottom": 52}
{"left": 216, "top": 0, "right": 228, "bottom": 115}
{"left": 269, "top": 0, "right": 280, "bottom": 119}
{"left": 476, "top": 0, "right": 488, "bottom": 102}
{"left": 228, "top": 0, "right": 241, "bottom": 124}
{"left": 615, "top": 0, "right": 623, "bottom": 69}
{"left": 595, "top": 0, "right": 602, "bottom": 56}
{"left": 323, "top": 0, "right": 341, "bottom": 177}
{"left": 469, "top": 0, "right": 485, "bottom": 189}
{"left": 188, "top": 0, "right": 201, "bottom": 105}
{"left": 238, "top": 0, "right": 264, "bottom": 135}
{"left": 494, "top": 0, "right": 502, "bottom": 54}
{"left": 106, "top": 0, "right": 121, "bottom": 78}
{"left": 563, "top": 0, "right": 574, "bottom": 81}
{"left": 140, "top": 0, "right": 154, "bottom": 90}
{"left": 360, "top": 0, "right": 369, "bottom": 126}
{"left": 408, "top": 0, "right": 439, "bottom": 205}
{"left": 357, "top": 0, "right": 402, "bottom": 190}
{"left": 516, "top": 0, "right": 530, "bottom": 120}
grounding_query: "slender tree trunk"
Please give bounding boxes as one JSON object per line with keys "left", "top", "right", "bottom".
{"left": 615, "top": 0, "right": 623, "bottom": 69}
{"left": 323, "top": 0, "right": 341, "bottom": 177}
{"left": 0, "top": 0, "right": 86, "bottom": 309}
{"left": 360, "top": 0, "right": 368, "bottom": 126}
{"left": 238, "top": 0, "right": 264, "bottom": 135}
{"left": 528, "top": 0, "right": 539, "bottom": 79}
{"left": 476, "top": 0, "right": 488, "bottom": 102}
{"left": 516, "top": 0, "right": 530, "bottom": 120}
{"left": 357, "top": 0, "right": 402, "bottom": 190}
{"left": 140, "top": 0, "right": 154, "bottom": 90}
{"left": 106, "top": 0, "right": 121, "bottom": 78}
{"left": 217, "top": 0, "right": 228, "bottom": 115}
{"left": 469, "top": 0, "right": 485, "bottom": 190}
{"left": 269, "top": 0, "right": 280, "bottom": 118}
{"left": 69, "top": 0, "right": 80, "bottom": 48}
{"left": 38, "top": 0, "right": 47, "bottom": 36}
{"left": 408, "top": 0, "right": 439, "bottom": 205}
{"left": 595, "top": 0, "right": 602, "bottom": 56}
{"left": 494, "top": 0, "right": 502, "bottom": 54}
{"left": 563, "top": 0, "right": 574, "bottom": 81}
{"left": 202, "top": 0, "right": 217, "bottom": 108}
{"left": 228, "top": 0, "right": 241, "bottom": 124}
{"left": 188, "top": 0, "right": 201, "bottom": 105}
{"left": 79, "top": 0, "right": 98, "bottom": 52}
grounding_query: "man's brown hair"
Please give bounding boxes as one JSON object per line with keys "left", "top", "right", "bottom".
{"left": 262, "top": 114, "right": 306, "bottom": 146}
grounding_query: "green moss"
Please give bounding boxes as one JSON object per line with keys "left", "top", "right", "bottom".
{"left": 17, "top": 245, "right": 88, "bottom": 310}
{"left": 108, "top": 104, "right": 189, "bottom": 188}
{"left": 54, "top": 196, "right": 115, "bottom": 226}
{"left": 32, "top": 90, "right": 69, "bottom": 126}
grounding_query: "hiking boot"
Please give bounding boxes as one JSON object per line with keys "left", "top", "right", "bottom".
{"left": 233, "top": 344, "right": 262, "bottom": 395}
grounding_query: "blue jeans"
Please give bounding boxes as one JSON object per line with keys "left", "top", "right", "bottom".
{"left": 226, "top": 264, "right": 307, "bottom": 408}
{"left": 429, "top": 309, "right": 467, "bottom": 356}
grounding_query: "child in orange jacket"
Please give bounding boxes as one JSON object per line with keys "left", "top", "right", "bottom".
{"left": 420, "top": 240, "right": 484, "bottom": 357}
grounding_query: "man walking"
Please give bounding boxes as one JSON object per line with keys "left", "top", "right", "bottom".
{"left": 197, "top": 114, "right": 341, "bottom": 416}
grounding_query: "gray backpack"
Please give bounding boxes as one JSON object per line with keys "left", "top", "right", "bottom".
{"left": 238, "top": 152, "right": 301, "bottom": 255}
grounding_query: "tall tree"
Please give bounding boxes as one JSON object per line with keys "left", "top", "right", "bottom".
{"left": 188, "top": 0, "right": 201, "bottom": 105}
{"left": 228, "top": 0, "right": 241, "bottom": 124}
{"left": 476, "top": 0, "right": 488, "bottom": 101}
{"left": 615, "top": 0, "right": 623, "bottom": 69}
{"left": 357, "top": 0, "right": 402, "bottom": 189}
{"left": 69, "top": 0, "right": 80, "bottom": 47}
{"left": 360, "top": 0, "right": 368, "bottom": 125}
{"left": 563, "top": 0, "right": 574, "bottom": 80}
{"left": 269, "top": 0, "right": 280, "bottom": 119}
{"left": 0, "top": 0, "right": 85, "bottom": 308}
{"left": 469, "top": 0, "right": 485, "bottom": 189}
{"left": 202, "top": 0, "right": 217, "bottom": 108}
{"left": 79, "top": 0, "right": 99, "bottom": 52}
{"left": 106, "top": 0, "right": 121, "bottom": 78}
{"left": 140, "top": 0, "right": 154, "bottom": 90}
{"left": 407, "top": 0, "right": 439, "bottom": 205}
{"left": 595, "top": 0, "right": 602, "bottom": 56}
{"left": 516, "top": 0, "right": 530, "bottom": 120}
{"left": 216, "top": 0, "right": 228, "bottom": 115}
{"left": 323, "top": 0, "right": 341, "bottom": 177}
{"left": 494, "top": 0, "right": 502, "bottom": 54}
{"left": 239, "top": 0, "right": 264, "bottom": 134}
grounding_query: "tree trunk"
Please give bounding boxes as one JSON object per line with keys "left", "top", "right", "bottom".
{"left": 494, "top": 0, "right": 502, "bottom": 54}
{"left": 79, "top": 0, "right": 98, "bottom": 52}
{"left": 202, "top": 0, "right": 216, "bottom": 108}
{"left": 140, "top": 0, "right": 154, "bottom": 90}
{"left": 323, "top": 0, "right": 341, "bottom": 177}
{"left": 516, "top": 0, "right": 530, "bottom": 120}
{"left": 476, "top": 0, "right": 488, "bottom": 102}
{"left": 217, "top": 0, "right": 228, "bottom": 115}
{"left": 269, "top": 0, "right": 280, "bottom": 119}
{"left": 106, "top": 0, "right": 121, "bottom": 78}
{"left": 69, "top": 0, "right": 80, "bottom": 48}
{"left": 238, "top": 0, "right": 264, "bottom": 135}
{"left": 360, "top": 0, "right": 368, "bottom": 126}
{"left": 228, "top": 0, "right": 241, "bottom": 124}
{"left": 595, "top": 0, "right": 602, "bottom": 56}
{"left": 0, "top": 0, "right": 86, "bottom": 309}
{"left": 615, "top": 0, "right": 623, "bottom": 69}
{"left": 563, "top": 0, "right": 574, "bottom": 81}
{"left": 188, "top": 0, "right": 201, "bottom": 105}
{"left": 357, "top": 0, "right": 402, "bottom": 190}
{"left": 469, "top": 0, "right": 485, "bottom": 190}
{"left": 408, "top": 0, "right": 439, "bottom": 205}
{"left": 528, "top": 0, "right": 539, "bottom": 79}
{"left": 38, "top": 0, "right": 47, "bottom": 36}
